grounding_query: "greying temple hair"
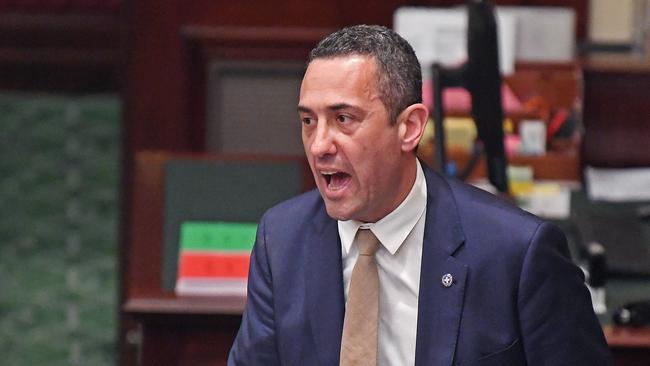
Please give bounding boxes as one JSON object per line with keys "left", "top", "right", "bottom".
{"left": 309, "top": 24, "right": 422, "bottom": 123}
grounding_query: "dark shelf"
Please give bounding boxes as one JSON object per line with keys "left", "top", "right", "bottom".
{"left": 124, "top": 296, "right": 246, "bottom": 316}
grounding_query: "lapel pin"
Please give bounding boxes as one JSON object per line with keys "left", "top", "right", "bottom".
{"left": 441, "top": 273, "right": 453, "bottom": 288}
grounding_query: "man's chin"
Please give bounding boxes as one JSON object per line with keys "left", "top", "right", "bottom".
{"left": 323, "top": 202, "right": 354, "bottom": 221}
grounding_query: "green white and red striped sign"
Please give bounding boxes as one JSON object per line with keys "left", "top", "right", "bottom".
{"left": 175, "top": 221, "right": 257, "bottom": 296}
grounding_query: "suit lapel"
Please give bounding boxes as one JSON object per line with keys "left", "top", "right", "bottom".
{"left": 305, "top": 206, "right": 345, "bottom": 366}
{"left": 415, "top": 167, "right": 468, "bottom": 366}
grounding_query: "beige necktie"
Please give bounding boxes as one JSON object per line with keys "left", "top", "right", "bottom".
{"left": 340, "top": 228, "right": 380, "bottom": 366}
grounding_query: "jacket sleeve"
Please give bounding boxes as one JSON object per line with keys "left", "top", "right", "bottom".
{"left": 517, "top": 222, "right": 613, "bottom": 365}
{"left": 228, "top": 216, "right": 281, "bottom": 365}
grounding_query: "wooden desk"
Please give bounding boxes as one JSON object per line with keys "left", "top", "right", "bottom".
{"left": 605, "top": 326, "right": 650, "bottom": 366}
{"left": 600, "top": 276, "right": 650, "bottom": 365}
{"left": 124, "top": 297, "right": 245, "bottom": 366}
{"left": 123, "top": 297, "right": 650, "bottom": 365}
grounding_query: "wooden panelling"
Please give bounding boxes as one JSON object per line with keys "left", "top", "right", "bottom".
{"left": 123, "top": 0, "right": 588, "bottom": 153}
{"left": 582, "top": 55, "right": 650, "bottom": 168}
{"left": 0, "top": 12, "right": 123, "bottom": 91}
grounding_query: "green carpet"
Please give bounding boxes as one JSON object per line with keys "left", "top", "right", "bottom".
{"left": 0, "top": 93, "right": 120, "bottom": 365}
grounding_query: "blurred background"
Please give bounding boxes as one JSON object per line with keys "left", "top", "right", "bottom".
{"left": 0, "top": 0, "right": 649, "bottom": 365}
{"left": 0, "top": 2, "right": 122, "bottom": 365}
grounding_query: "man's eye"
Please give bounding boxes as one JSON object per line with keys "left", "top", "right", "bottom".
{"left": 302, "top": 117, "right": 313, "bottom": 125}
{"left": 336, "top": 115, "right": 350, "bottom": 123}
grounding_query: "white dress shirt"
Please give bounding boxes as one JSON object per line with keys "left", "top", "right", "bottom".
{"left": 338, "top": 159, "right": 427, "bottom": 366}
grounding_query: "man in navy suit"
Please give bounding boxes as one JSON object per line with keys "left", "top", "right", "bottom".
{"left": 228, "top": 25, "right": 612, "bottom": 365}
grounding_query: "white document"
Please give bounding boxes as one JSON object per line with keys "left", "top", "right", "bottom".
{"left": 519, "top": 119, "right": 547, "bottom": 155}
{"left": 498, "top": 6, "right": 576, "bottom": 62}
{"left": 586, "top": 166, "right": 650, "bottom": 202}
{"left": 394, "top": 7, "right": 517, "bottom": 75}
{"left": 394, "top": 5, "right": 575, "bottom": 73}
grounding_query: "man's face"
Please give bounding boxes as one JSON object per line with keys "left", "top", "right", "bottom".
{"left": 298, "top": 56, "right": 412, "bottom": 222}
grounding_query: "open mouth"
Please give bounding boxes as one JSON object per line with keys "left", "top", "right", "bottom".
{"left": 321, "top": 171, "right": 351, "bottom": 191}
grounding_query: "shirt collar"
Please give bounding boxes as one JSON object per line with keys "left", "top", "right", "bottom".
{"left": 339, "top": 160, "right": 427, "bottom": 255}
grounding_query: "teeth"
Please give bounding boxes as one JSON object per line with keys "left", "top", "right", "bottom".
{"left": 320, "top": 171, "right": 338, "bottom": 175}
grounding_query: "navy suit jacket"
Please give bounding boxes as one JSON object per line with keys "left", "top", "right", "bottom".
{"left": 229, "top": 164, "right": 612, "bottom": 365}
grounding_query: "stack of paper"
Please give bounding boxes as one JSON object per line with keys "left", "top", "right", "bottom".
{"left": 586, "top": 166, "right": 650, "bottom": 202}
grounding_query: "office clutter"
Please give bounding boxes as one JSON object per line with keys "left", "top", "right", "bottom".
{"left": 402, "top": 5, "right": 582, "bottom": 193}
{"left": 395, "top": 6, "right": 576, "bottom": 75}
{"left": 417, "top": 71, "right": 583, "bottom": 198}
{"left": 401, "top": 5, "right": 650, "bottom": 329}
{"left": 613, "top": 300, "right": 650, "bottom": 326}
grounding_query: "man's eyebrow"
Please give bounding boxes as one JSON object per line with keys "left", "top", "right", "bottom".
{"left": 297, "top": 105, "right": 312, "bottom": 114}
{"left": 297, "top": 103, "right": 361, "bottom": 113}
{"left": 329, "top": 103, "right": 357, "bottom": 111}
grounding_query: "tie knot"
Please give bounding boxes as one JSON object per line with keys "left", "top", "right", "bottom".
{"left": 356, "top": 229, "right": 380, "bottom": 256}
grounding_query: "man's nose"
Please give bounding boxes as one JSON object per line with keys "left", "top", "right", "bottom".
{"left": 310, "top": 121, "right": 336, "bottom": 157}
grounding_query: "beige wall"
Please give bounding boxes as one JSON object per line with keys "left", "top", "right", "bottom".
{"left": 588, "top": 0, "right": 647, "bottom": 44}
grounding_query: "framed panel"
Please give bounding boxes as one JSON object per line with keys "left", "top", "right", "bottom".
{"left": 206, "top": 61, "right": 305, "bottom": 155}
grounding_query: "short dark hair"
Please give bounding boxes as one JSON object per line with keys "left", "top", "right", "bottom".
{"left": 309, "top": 24, "right": 422, "bottom": 123}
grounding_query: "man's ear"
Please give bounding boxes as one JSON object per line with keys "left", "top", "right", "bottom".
{"left": 397, "top": 103, "right": 429, "bottom": 152}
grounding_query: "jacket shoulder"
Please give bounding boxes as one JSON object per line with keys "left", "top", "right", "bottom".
{"left": 258, "top": 189, "right": 329, "bottom": 254}
{"left": 263, "top": 188, "right": 324, "bottom": 225}
{"left": 435, "top": 171, "right": 547, "bottom": 253}
{"left": 448, "top": 178, "right": 542, "bottom": 226}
